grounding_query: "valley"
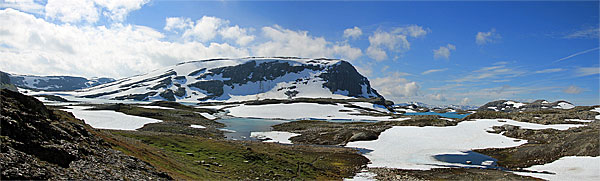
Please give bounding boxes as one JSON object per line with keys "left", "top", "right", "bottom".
{"left": 2, "top": 57, "right": 599, "bottom": 180}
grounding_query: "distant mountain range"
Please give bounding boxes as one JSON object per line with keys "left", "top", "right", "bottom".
{"left": 396, "top": 102, "right": 479, "bottom": 110}
{"left": 64, "top": 57, "right": 383, "bottom": 103}
{"left": 0, "top": 71, "right": 115, "bottom": 91}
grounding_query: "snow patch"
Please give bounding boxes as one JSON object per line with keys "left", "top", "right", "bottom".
{"left": 344, "top": 170, "right": 377, "bottom": 181}
{"left": 62, "top": 106, "right": 162, "bottom": 130}
{"left": 198, "top": 112, "right": 217, "bottom": 120}
{"left": 513, "top": 156, "right": 600, "bottom": 181}
{"left": 190, "top": 125, "right": 206, "bottom": 129}
{"left": 226, "top": 103, "right": 400, "bottom": 121}
{"left": 505, "top": 101, "right": 526, "bottom": 108}
{"left": 250, "top": 131, "right": 300, "bottom": 144}
{"left": 345, "top": 119, "right": 583, "bottom": 170}
{"left": 554, "top": 102, "right": 575, "bottom": 109}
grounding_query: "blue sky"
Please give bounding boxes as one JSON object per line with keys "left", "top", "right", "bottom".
{"left": 0, "top": 0, "right": 598, "bottom": 106}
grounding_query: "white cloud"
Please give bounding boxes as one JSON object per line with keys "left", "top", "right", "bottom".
{"left": 433, "top": 44, "right": 455, "bottom": 60}
{"left": 534, "top": 68, "right": 564, "bottom": 74}
{"left": 0, "top": 8, "right": 249, "bottom": 78}
{"left": 393, "top": 25, "right": 428, "bottom": 38}
{"left": 421, "top": 68, "right": 448, "bottom": 75}
{"left": 563, "top": 85, "right": 583, "bottom": 94}
{"left": 182, "top": 16, "right": 226, "bottom": 42}
{"left": 452, "top": 64, "right": 523, "bottom": 82}
{"left": 164, "top": 17, "right": 193, "bottom": 32}
{"left": 343, "top": 26, "right": 362, "bottom": 39}
{"left": 575, "top": 67, "right": 600, "bottom": 77}
{"left": 476, "top": 28, "right": 500, "bottom": 45}
{"left": 371, "top": 72, "right": 420, "bottom": 102}
{"left": 253, "top": 25, "right": 362, "bottom": 60}
{"left": 94, "top": 0, "right": 149, "bottom": 22}
{"left": 0, "top": 0, "right": 44, "bottom": 14}
{"left": 44, "top": 0, "right": 149, "bottom": 23}
{"left": 45, "top": 0, "right": 99, "bottom": 23}
{"left": 219, "top": 25, "right": 255, "bottom": 46}
{"left": 460, "top": 97, "right": 471, "bottom": 105}
{"left": 366, "top": 25, "right": 427, "bottom": 61}
{"left": 428, "top": 93, "right": 447, "bottom": 102}
{"left": 555, "top": 47, "right": 599, "bottom": 62}
{"left": 564, "top": 27, "right": 599, "bottom": 39}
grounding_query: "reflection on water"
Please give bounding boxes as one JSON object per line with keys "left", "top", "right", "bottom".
{"left": 433, "top": 151, "right": 499, "bottom": 168}
{"left": 216, "top": 118, "right": 288, "bottom": 140}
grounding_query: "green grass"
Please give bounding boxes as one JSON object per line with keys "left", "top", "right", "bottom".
{"left": 102, "top": 130, "right": 368, "bottom": 180}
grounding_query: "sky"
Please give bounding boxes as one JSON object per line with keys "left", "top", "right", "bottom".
{"left": 0, "top": 0, "right": 598, "bottom": 106}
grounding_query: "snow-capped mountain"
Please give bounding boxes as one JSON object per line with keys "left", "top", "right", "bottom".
{"left": 2, "top": 71, "right": 115, "bottom": 91}
{"left": 72, "top": 57, "right": 383, "bottom": 103}
{"left": 478, "top": 100, "right": 575, "bottom": 112}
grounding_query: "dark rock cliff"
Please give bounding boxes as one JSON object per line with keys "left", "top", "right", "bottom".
{"left": 0, "top": 89, "right": 171, "bottom": 180}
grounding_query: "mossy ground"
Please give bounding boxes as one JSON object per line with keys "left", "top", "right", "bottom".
{"left": 97, "top": 130, "right": 368, "bottom": 180}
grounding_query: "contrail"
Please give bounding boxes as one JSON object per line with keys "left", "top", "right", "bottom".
{"left": 554, "top": 47, "right": 599, "bottom": 62}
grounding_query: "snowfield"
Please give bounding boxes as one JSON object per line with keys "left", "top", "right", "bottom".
{"left": 554, "top": 102, "right": 575, "bottom": 109}
{"left": 62, "top": 106, "right": 162, "bottom": 130}
{"left": 198, "top": 112, "right": 217, "bottom": 120}
{"left": 190, "top": 125, "right": 206, "bottom": 129}
{"left": 345, "top": 119, "right": 584, "bottom": 170}
{"left": 591, "top": 108, "right": 600, "bottom": 119}
{"left": 250, "top": 131, "right": 300, "bottom": 144}
{"left": 226, "top": 103, "right": 402, "bottom": 121}
{"left": 513, "top": 156, "right": 600, "bottom": 181}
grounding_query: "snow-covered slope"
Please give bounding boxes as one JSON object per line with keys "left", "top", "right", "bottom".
{"left": 3, "top": 71, "right": 115, "bottom": 91}
{"left": 478, "top": 100, "right": 576, "bottom": 112}
{"left": 70, "top": 57, "right": 382, "bottom": 103}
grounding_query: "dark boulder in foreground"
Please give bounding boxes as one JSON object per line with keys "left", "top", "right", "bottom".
{"left": 0, "top": 89, "right": 171, "bottom": 180}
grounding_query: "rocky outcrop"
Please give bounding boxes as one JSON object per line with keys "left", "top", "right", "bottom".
{"left": 76, "top": 57, "right": 385, "bottom": 104}
{"left": 478, "top": 100, "right": 575, "bottom": 112}
{"left": 0, "top": 89, "right": 171, "bottom": 179}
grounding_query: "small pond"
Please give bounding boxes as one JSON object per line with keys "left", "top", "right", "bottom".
{"left": 433, "top": 151, "right": 501, "bottom": 169}
{"left": 404, "top": 112, "right": 470, "bottom": 119}
{"left": 216, "top": 118, "right": 289, "bottom": 140}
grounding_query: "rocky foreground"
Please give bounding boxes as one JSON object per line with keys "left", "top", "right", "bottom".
{"left": 0, "top": 89, "right": 171, "bottom": 179}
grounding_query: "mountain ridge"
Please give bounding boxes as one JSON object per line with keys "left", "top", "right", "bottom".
{"left": 68, "top": 57, "right": 385, "bottom": 104}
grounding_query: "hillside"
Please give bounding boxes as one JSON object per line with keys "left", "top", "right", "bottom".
{"left": 0, "top": 89, "right": 170, "bottom": 179}
{"left": 71, "top": 57, "right": 383, "bottom": 103}
{"left": 1, "top": 71, "right": 115, "bottom": 91}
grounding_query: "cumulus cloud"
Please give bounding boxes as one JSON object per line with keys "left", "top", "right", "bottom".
{"left": 366, "top": 25, "right": 427, "bottom": 61}
{"left": 343, "top": 26, "right": 362, "bottom": 39}
{"left": 44, "top": 0, "right": 149, "bottom": 23}
{"left": 0, "top": 8, "right": 249, "bottom": 78}
{"left": 219, "top": 25, "right": 255, "bottom": 46}
{"left": 164, "top": 17, "right": 193, "bottom": 32}
{"left": 433, "top": 44, "right": 455, "bottom": 60}
{"left": 45, "top": 0, "right": 99, "bottom": 23}
{"left": 460, "top": 97, "right": 471, "bottom": 105}
{"left": 428, "top": 93, "right": 447, "bottom": 102}
{"left": 181, "top": 16, "right": 225, "bottom": 42}
{"left": 421, "top": 68, "right": 448, "bottom": 75}
{"left": 94, "top": 0, "right": 150, "bottom": 22}
{"left": 476, "top": 28, "right": 500, "bottom": 45}
{"left": 0, "top": 0, "right": 44, "bottom": 14}
{"left": 563, "top": 85, "right": 583, "bottom": 94}
{"left": 370, "top": 72, "right": 420, "bottom": 101}
{"left": 253, "top": 25, "right": 362, "bottom": 60}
